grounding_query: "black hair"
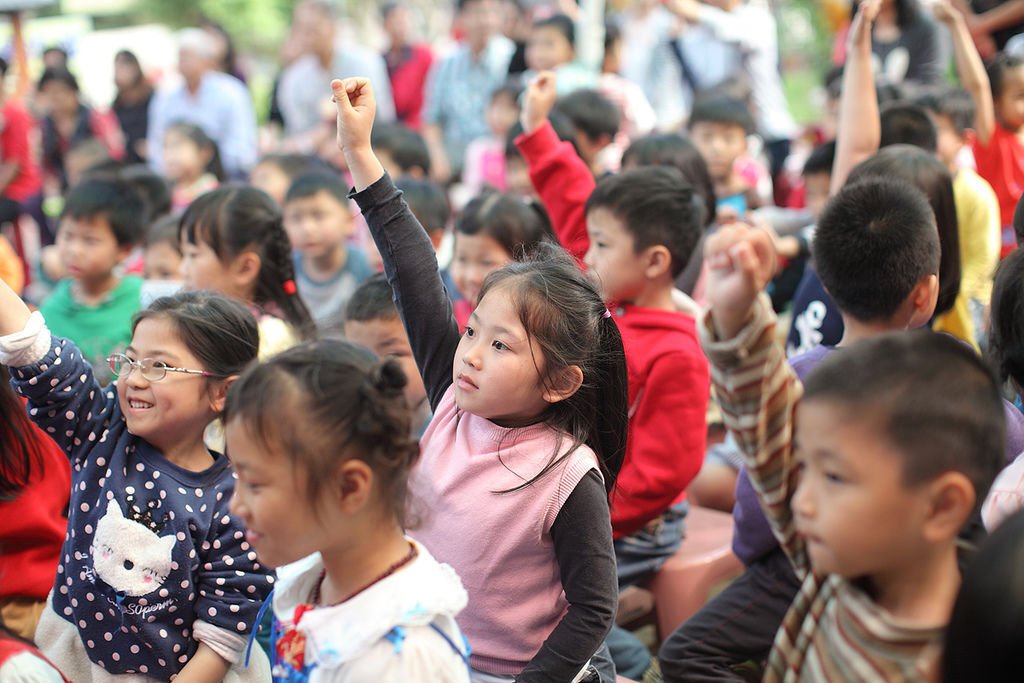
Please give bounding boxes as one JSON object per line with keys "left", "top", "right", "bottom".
{"left": 851, "top": 0, "right": 921, "bottom": 29}
{"left": 37, "top": 66, "right": 79, "bottom": 92}
{"left": 803, "top": 329, "right": 1004, "bottom": 512}
{"left": 943, "top": 508, "right": 1024, "bottom": 681}
{"left": 987, "top": 51, "right": 1024, "bottom": 100}
{"left": 604, "top": 22, "right": 620, "bottom": 54}
{"left": 505, "top": 112, "right": 580, "bottom": 160}
{"left": 824, "top": 65, "right": 844, "bottom": 100}
{"left": 346, "top": 272, "right": 399, "bottom": 323}
{"left": 145, "top": 213, "right": 183, "bottom": 252}
{"left": 61, "top": 177, "right": 146, "bottom": 247}
{"left": 554, "top": 89, "right": 620, "bottom": 142}
{"left": 165, "top": 122, "right": 225, "bottom": 182}
{"left": 114, "top": 50, "right": 146, "bottom": 89}
{"left": 0, "top": 57, "right": 8, "bottom": 79}
{"left": 478, "top": 242, "right": 628, "bottom": 494}
{"left": 802, "top": 140, "right": 836, "bottom": 177}
{"left": 0, "top": 367, "right": 50, "bottom": 500}
{"left": 585, "top": 166, "right": 705, "bottom": 277}
{"left": 179, "top": 186, "right": 316, "bottom": 339}
{"left": 371, "top": 123, "right": 431, "bottom": 176}
{"left": 395, "top": 177, "right": 450, "bottom": 235}
{"left": 1014, "top": 192, "right": 1024, "bottom": 248}
{"left": 847, "top": 146, "right": 961, "bottom": 318}
{"left": 491, "top": 81, "right": 522, "bottom": 107}
{"left": 284, "top": 170, "right": 348, "bottom": 205}
{"left": 456, "top": 191, "right": 555, "bottom": 256}
{"left": 42, "top": 46, "right": 68, "bottom": 63}
{"left": 812, "top": 175, "right": 940, "bottom": 323}
{"left": 380, "top": 2, "right": 401, "bottom": 19}
{"left": 224, "top": 340, "right": 419, "bottom": 525}
{"left": 119, "top": 165, "right": 172, "bottom": 224}
{"left": 255, "top": 153, "right": 321, "bottom": 181}
{"left": 988, "top": 249, "right": 1024, "bottom": 387}
{"left": 533, "top": 13, "right": 575, "bottom": 46}
{"left": 688, "top": 95, "right": 755, "bottom": 136}
{"left": 133, "top": 290, "right": 260, "bottom": 380}
{"left": 879, "top": 102, "right": 938, "bottom": 153}
{"left": 915, "top": 85, "right": 976, "bottom": 137}
{"left": 621, "top": 132, "right": 717, "bottom": 227}
{"left": 199, "top": 17, "right": 240, "bottom": 77}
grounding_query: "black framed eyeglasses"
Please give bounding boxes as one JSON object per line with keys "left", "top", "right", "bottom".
{"left": 106, "top": 354, "right": 221, "bottom": 382}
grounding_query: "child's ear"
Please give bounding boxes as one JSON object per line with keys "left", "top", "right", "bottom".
{"left": 920, "top": 471, "right": 976, "bottom": 544}
{"left": 207, "top": 375, "right": 237, "bottom": 414}
{"left": 542, "top": 365, "right": 584, "bottom": 404}
{"left": 906, "top": 274, "right": 939, "bottom": 329}
{"left": 336, "top": 459, "right": 374, "bottom": 513}
{"left": 231, "top": 251, "right": 262, "bottom": 292}
{"left": 643, "top": 245, "right": 673, "bottom": 280}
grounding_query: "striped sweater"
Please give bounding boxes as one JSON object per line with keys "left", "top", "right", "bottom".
{"left": 700, "top": 295, "right": 943, "bottom": 682}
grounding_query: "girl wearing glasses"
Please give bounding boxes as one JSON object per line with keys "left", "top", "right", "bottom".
{"left": 0, "top": 282, "right": 274, "bottom": 683}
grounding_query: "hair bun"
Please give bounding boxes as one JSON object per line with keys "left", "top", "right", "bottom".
{"left": 370, "top": 359, "right": 407, "bottom": 396}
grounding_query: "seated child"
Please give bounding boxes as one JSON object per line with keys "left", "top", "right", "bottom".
{"left": 699, "top": 219, "right": 1005, "bottom": 680}
{"left": 140, "top": 214, "right": 184, "bottom": 307}
{"left": 942, "top": 508, "right": 1024, "bottom": 680}
{"left": 249, "top": 153, "right": 319, "bottom": 207}
{"left": 935, "top": 1, "right": 1024, "bottom": 257}
{"left": 282, "top": 171, "right": 374, "bottom": 339}
{"left": 554, "top": 89, "right": 621, "bottom": 176}
{"left": 224, "top": 341, "right": 470, "bottom": 681}
{"left": 344, "top": 273, "right": 432, "bottom": 436}
{"left": 0, "top": 285, "right": 275, "bottom": 681}
{"left": 371, "top": 123, "right": 432, "bottom": 180}
{"left": 688, "top": 94, "right": 764, "bottom": 221}
{"left": 395, "top": 177, "right": 449, "bottom": 252}
{"left": 180, "top": 186, "right": 316, "bottom": 357}
{"left": 516, "top": 71, "right": 709, "bottom": 678}
{"left": 162, "top": 122, "right": 223, "bottom": 211}
{"left": 463, "top": 84, "right": 521, "bottom": 196}
{"left": 40, "top": 177, "right": 144, "bottom": 371}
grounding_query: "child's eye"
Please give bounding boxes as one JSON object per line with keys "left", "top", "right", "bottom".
{"left": 464, "top": 326, "right": 475, "bottom": 338}
{"left": 823, "top": 472, "right": 846, "bottom": 485}
{"left": 492, "top": 340, "right": 509, "bottom": 351}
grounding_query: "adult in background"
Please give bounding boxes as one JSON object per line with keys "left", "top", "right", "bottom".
{"left": 38, "top": 67, "right": 123, "bottom": 192}
{"left": 422, "top": 0, "right": 515, "bottom": 182}
{"left": 382, "top": 2, "right": 433, "bottom": 130}
{"left": 146, "top": 29, "right": 258, "bottom": 179}
{"left": 277, "top": 0, "right": 395, "bottom": 151}
{"left": 111, "top": 50, "right": 153, "bottom": 164}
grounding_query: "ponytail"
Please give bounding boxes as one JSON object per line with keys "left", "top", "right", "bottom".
{"left": 0, "top": 367, "right": 45, "bottom": 501}
{"left": 180, "top": 185, "right": 316, "bottom": 340}
{"left": 589, "top": 311, "right": 628, "bottom": 490}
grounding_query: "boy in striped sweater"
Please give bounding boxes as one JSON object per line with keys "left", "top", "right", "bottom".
{"left": 699, "top": 217, "right": 1006, "bottom": 681}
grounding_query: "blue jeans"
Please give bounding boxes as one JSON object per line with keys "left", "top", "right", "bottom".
{"left": 608, "top": 501, "right": 689, "bottom": 678}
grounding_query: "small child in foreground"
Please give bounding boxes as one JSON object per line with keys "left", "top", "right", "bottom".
{"left": 701, "top": 223, "right": 1005, "bottom": 679}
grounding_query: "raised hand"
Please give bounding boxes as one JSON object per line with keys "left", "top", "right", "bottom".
{"left": 851, "top": 0, "right": 883, "bottom": 45}
{"left": 521, "top": 71, "right": 559, "bottom": 134}
{"left": 704, "top": 222, "right": 777, "bottom": 340}
{"left": 332, "top": 78, "right": 377, "bottom": 156}
{"left": 932, "top": 0, "right": 962, "bottom": 26}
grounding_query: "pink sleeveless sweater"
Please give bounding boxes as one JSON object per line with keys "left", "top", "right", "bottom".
{"left": 411, "top": 385, "right": 600, "bottom": 675}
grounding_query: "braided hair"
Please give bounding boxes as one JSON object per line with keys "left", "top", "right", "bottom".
{"left": 224, "top": 340, "right": 419, "bottom": 525}
{"left": 179, "top": 185, "right": 316, "bottom": 340}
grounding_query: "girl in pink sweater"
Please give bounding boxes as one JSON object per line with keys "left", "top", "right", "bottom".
{"left": 334, "top": 77, "right": 630, "bottom": 683}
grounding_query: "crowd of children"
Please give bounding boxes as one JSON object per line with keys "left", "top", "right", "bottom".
{"left": 4, "top": 0, "right": 1024, "bottom": 680}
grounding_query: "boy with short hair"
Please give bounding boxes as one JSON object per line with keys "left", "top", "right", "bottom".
{"left": 699, "top": 209, "right": 1005, "bottom": 680}
{"left": 344, "top": 273, "right": 431, "bottom": 436}
{"left": 40, "top": 177, "right": 145, "bottom": 370}
{"left": 395, "top": 176, "right": 449, "bottom": 252}
{"left": 553, "top": 89, "right": 621, "bottom": 176}
{"left": 282, "top": 171, "right": 374, "bottom": 339}
{"left": 688, "top": 94, "right": 763, "bottom": 219}
{"left": 371, "top": 123, "right": 432, "bottom": 179}
{"left": 516, "top": 71, "right": 709, "bottom": 679}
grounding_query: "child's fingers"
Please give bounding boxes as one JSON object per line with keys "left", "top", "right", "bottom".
{"left": 331, "top": 79, "right": 353, "bottom": 112}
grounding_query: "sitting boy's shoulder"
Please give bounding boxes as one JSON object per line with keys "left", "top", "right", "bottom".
{"left": 614, "top": 304, "right": 705, "bottom": 369}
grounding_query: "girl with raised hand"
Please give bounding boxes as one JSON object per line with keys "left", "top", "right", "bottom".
{"left": 0, "top": 284, "right": 274, "bottom": 682}
{"left": 333, "top": 76, "right": 628, "bottom": 683}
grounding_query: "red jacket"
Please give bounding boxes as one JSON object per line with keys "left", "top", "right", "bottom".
{"left": 0, "top": 402, "right": 70, "bottom": 601}
{"left": 516, "top": 122, "right": 710, "bottom": 538}
{"left": 386, "top": 44, "right": 433, "bottom": 130}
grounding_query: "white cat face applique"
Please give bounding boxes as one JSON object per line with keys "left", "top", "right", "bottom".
{"left": 91, "top": 498, "right": 176, "bottom": 597}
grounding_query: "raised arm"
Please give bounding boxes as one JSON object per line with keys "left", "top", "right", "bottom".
{"left": 831, "top": 0, "right": 882, "bottom": 195}
{"left": 515, "top": 72, "right": 596, "bottom": 263}
{"left": 334, "top": 79, "right": 461, "bottom": 409}
{"left": 935, "top": 0, "right": 996, "bottom": 146}
{"left": 0, "top": 275, "right": 30, "bottom": 335}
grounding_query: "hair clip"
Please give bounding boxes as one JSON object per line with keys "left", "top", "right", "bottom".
{"left": 602, "top": 309, "right": 612, "bottom": 319}
{"left": 283, "top": 280, "right": 298, "bottom": 295}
